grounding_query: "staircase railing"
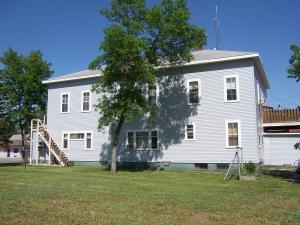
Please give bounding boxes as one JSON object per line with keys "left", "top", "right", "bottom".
{"left": 30, "top": 119, "right": 70, "bottom": 166}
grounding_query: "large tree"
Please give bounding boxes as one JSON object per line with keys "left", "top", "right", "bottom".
{"left": 0, "top": 48, "right": 53, "bottom": 160}
{"left": 89, "top": 0, "right": 206, "bottom": 173}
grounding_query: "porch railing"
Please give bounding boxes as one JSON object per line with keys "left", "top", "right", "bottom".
{"left": 263, "top": 108, "right": 300, "bottom": 124}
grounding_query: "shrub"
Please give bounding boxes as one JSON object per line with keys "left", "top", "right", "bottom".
{"left": 243, "top": 161, "right": 256, "bottom": 174}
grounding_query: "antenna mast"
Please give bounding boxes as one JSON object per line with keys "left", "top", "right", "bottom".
{"left": 214, "top": 5, "right": 221, "bottom": 50}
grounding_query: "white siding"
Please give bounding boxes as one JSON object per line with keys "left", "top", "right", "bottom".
{"left": 118, "top": 60, "right": 262, "bottom": 164}
{"left": 45, "top": 59, "right": 266, "bottom": 164}
{"left": 264, "top": 133, "right": 300, "bottom": 165}
{"left": 47, "top": 78, "right": 109, "bottom": 162}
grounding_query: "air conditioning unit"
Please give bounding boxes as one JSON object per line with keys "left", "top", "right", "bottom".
{"left": 259, "top": 98, "right": 266, "bottom": 105}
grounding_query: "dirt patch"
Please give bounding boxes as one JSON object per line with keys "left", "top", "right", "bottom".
{"left": 185, "top": 212, "right": 210, "bottom": 225}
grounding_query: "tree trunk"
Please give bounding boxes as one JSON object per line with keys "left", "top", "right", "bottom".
{"left": 20, "top": 125, "right": 26, "bottom": 168}
{"left": 111, "top": 117, "right": 124, "bottom": 173}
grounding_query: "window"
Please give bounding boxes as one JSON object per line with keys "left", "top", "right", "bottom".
{"left": 151, "top": 131, "right": 158, "bottom": 149}
{"left": 63, "top": 133, "right": 69, "bottom": 149}
{"left": 69, "top": 133, "right": 84, "bottom": 140}
{"left": 226, "top": 121, "right": 241, "bottom": 148}
{"left": 85, "top": 133, "right": 92, "bottom": 150}
{"left": 13, "top": 148, "right": 19, "bottom": 154}
{"left": 126, "top": 130, "right": 158, "bottom": 150}
{"left": 127, "top": 132, "right": 134, "bottom": 150}
{"left": 62, "top": 131, "right": 92, "bottom": 150}
{"left": 187, "top": 79, "right": 200, "bottom": 104}
{"left": 82, "top": 91, "right": 91, "bottom": 112}
{"left": 185, "top": 123, "right": 195, "bottom": 140}
{"left": 224, "top": 76, "right": 239, "bottom": 102}
{"left": 61, "top": 93, "right": 69, "bottom": 113}
{"left": 148, "top": 85, "right": 157, "bottom": 105}
{"left": 136, "top": 131, "right": 149, "bottom": 149}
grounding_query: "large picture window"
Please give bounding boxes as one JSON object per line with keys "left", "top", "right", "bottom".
{"left": 224, "top": 75, "right": 239, "bottom": 102}
{"left": 61, "top": 93, "right": 70, "bottom": 113}
{"left": 127, "top": 130, "right": 158, "bottom": 150}
{"left": 187, "top": 79, "right": 201, "bottom": 104}
{"left": 226, "top": 120, "right": 241, "bottom": 148}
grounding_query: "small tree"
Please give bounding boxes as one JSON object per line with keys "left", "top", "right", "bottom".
{"left": 89, "top": 0, "right": 206, "bottom": 173}
{"left": 0, "top": 49, "right": 53, "bottom": 163}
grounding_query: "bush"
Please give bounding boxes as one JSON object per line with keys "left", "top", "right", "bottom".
{"left": 243, "top": 161, "right": 256, "bottom": 175}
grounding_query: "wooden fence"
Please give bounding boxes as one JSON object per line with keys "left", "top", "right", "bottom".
{"left": 263, "top": 108, "right": 300, "bottom": 123}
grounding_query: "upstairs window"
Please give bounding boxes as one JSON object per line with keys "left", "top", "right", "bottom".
{"left": 61, "top": 93, "right": 69, "bottom": 113}
{"left": 187, "top": 79, "right": 201, "bottom": 104}
{"left": 82, "top": 91, "right": 91, "bottom": 112}
{"left": 224, "top": 76, "right": 239, "bottom": 102}
{"left": 148, "top": 85, "right": 157, "bottom": 105}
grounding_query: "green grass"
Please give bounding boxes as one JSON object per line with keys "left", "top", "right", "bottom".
{"left": 0, "top": 166, "right": 300, "bottom": 225}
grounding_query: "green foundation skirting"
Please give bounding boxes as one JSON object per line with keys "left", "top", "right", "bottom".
{"left": 27, "top": 160, "right": 235, "bottom": 171}
{"left": 70, "top": 161, "right": 232, "bottom": 171}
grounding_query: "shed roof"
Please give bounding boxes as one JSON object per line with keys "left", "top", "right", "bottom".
{"left": 43, "top": 49, "right": 269, "bottom": 88}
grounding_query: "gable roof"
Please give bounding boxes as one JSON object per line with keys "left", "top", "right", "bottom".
{"left": 43, "top": 49, "right": 269, "bottom": 88}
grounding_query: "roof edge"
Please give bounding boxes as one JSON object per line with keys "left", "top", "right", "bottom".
{"left": 42, "top": 73, "right": 101, "bottom": 84}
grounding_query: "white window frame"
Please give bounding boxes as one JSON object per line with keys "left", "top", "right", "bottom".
{"left": 60, "top": 92, "right": 70, "bottom": 113}
{"left": 126, "top": 130, "right": 159, "bottom": 151}
{"left": 85, "top": 132, "right": 93, "bottom": 150}
{"left": 185, "top": 122, "right": 196, "bottom": 140}
{"left": 61, "top": 131, "right": 93, "bottom": 151}
{"left": 225, "top": 120, "right": 241, "bottom": 148}
{"left": 62, "top": 132, "right": 69, "bottom": 150}
{"left": 147, "top": 84, "right": 159, "bottom": 105}
{"left": 187, "top": 79, "right": 201, "bottom": 105}
{"left": 224, "top": 75, "right": 239, "bottom": 102}
{"left": 81, "top": 90, "right": 91, "bottom": 112}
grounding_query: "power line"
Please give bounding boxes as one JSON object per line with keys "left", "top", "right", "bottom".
{"left": 268, "top": 94, "right": 299, "bottom": 107}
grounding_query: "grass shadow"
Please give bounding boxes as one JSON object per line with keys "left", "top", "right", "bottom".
{"left": 263, "top": 169, "right": 300, "bottom": 183}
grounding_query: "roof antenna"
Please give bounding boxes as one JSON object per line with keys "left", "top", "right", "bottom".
{"left": 214, "top": 4, "right": 221, "bottom": 50}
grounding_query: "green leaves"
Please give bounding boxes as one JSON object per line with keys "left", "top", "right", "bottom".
{"left": 288, "top": 44, "right": 300, "bottom": 82}
{"left": 0, "top": 48, "right": 53, "bottom": 136}
{"left": 91, "top": 0, "right": 206, "bottom": 132}
{"left": 90, "top": 0, "right": 206, "bottom": 172}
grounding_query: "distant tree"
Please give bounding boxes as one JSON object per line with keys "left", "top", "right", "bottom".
{"left": 89, "top": 0, "right": 206, "bottom": 173}
{"left": 0, "top": 48, "right": 53, "bottom": 162}
{"left": 0, "top": 118, "right": 15, "bottom": 152}
{"left": 288, "top": 44, "right": 300, "bottom": 82}
{"left": 288, "top": 44, "right": 300, "bottom": 149}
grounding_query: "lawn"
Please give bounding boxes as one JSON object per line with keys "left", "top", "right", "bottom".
{"left": 0, "top": 166, "right": 299, "bottom": 225}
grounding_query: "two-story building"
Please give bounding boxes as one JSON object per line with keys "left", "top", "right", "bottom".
{"left": 30, "top": 49, "right": 271, "bottom": 170}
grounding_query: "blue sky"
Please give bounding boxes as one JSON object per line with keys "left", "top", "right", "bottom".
{"left": 0, "top": 0, "right": 300, "bottom": 108}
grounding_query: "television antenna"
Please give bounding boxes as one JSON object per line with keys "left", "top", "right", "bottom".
{"left": 213, "top": 5, "right": 221, "bottom": 50}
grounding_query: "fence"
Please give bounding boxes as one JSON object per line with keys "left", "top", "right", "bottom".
{"left": 263, "top": 108, "right": 300, "bottom": 123}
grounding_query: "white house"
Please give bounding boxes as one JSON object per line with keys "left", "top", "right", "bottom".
{"left": 30, "top": 49, "right": 275, "bottom": 170}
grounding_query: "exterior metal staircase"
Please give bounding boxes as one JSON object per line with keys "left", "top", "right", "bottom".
{"left": 30, "top": 119, "right": 71, "bottom": 166}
